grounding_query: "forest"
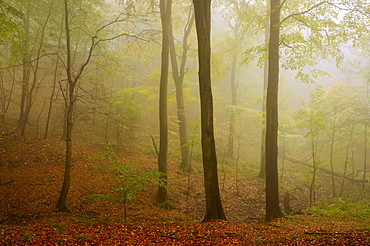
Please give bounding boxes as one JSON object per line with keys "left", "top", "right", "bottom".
{"left": 1, "top": 0, "right": 370, "bottom": 244}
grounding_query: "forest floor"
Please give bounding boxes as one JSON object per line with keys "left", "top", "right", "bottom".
{"left": 1, "top": 124, "right": 370, "bottom": 245}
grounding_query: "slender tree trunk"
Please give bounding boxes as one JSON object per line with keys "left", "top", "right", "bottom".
{"left": 258, "top": 25, "right": 269, "bottom": 179}
{"left": 45, "top": 16, "right": 63, "bottom": 139}
{"left": 227, "top": 52, "right": 238, "bottom": 158}
{"left": 226, "top": 21, "right": 242, "bottom": 159}
{"left": 56, "top": 0, "right": 74, "bottom": 212}
{"left": 157, "top": 0, "right": 171, "bottom": 203}
{"left": 21, "top": 1, "right": 53, "bottom": 136}
{"left": 309, "top": 133, "right": 318, "bottom": 206}
{"left": 329, "top": 115, "right": 336, "bottom": 197}
{"left": 168, "top": 7, "right": 194, "bottom": 172}
{"left": 340, "top": 125, "right": 353, "bottom": 196}
{"left": 19, "top": 2, "right": 31, "bottom": 129}
{"left": 0, "top": 65, "right": 16, "bottom": 122}
{"left": 44, "top": 57, "right": 59, "bottom": 139}
{"left": 193, "top": 0, "right": 226, "bottom": 222}
{"left": 265, "top": 0, "right": 283, "bottom": 221}
{"left": 363, "top": 82, "right": 369, "bottom": 190}
{"left": 280, "top": 135, "right": 286, "bottom": 180}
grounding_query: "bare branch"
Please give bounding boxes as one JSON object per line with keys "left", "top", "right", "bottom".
{"left": 97, "top": 33, "right": 149, "bottom": 44}
{"left": 327, "top": 1, "right": 370, "bottom": 18}
{"left": 280, "top": 1, "right": 328, "bottom": 25}
{"left": 0, "top": 52, "right": 58, "bottom": 70}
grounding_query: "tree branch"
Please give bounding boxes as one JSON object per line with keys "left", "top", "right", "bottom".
{"left": 280, "top": 1, "right": 328, "bottom": 25}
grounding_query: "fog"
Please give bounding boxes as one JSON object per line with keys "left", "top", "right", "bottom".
{"left": 1, "top": 0, "right": 369, "bottom": 222}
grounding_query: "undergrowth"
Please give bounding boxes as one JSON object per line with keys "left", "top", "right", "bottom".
{"left": 308, "top": 197, "right": 370, "bottom": 228}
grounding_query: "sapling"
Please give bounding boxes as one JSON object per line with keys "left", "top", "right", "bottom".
{"left": 92, "top": 162, "right": 166, "bottom": 220}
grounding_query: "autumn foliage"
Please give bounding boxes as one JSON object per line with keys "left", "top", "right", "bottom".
{"left": 1, "top": 122, "right": 369, "bottom": 244}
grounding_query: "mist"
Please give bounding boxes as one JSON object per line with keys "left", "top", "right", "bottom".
{"left": 1, "top": 0, "right": 369, "bottom": 243}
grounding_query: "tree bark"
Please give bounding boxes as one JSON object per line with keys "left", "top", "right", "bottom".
{"left": 193, "top": 0, "right": 226, "bottom": 222}
{"left": 55, "top": 0, "right": 74, "bottom": 212}
{"left": 226, "top": 20, "right": 242, "bottom": 159}
{"left": 168, "top": 6, "right": 194, "bottom": 172}
{"left": 265, "top": 0, "right": 284, "bottom": 221}
{"left": 363, "top": 82, "right": 369, "bottom": 190}
{"left": 329, "top": 115, "right": 336, "bottom": 197}
{"left": 21, "top": 0, "right": 53, "bottom": 136}
{"left": 227, "top": 50, "right": 238, "bottom": 158}
{"left": 157, "top": 0, "right": 171, "bottom": 203}
{"left": 258, "top": 22, "right": 269, "bottom": 179}
{"left": 19, "top": 1, "right": 31, "bottom": 131}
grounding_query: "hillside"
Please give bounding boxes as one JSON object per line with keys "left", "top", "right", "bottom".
{"left": 0, "top": 118, "right": 266, "bottom": 223}
{"left": 1, "top": 119, "right": 370, "bottom": 245}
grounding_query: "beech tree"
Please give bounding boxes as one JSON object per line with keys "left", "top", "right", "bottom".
{"left": 193, "top": 0, "right": 226, "bottom": 222}
{"left": 55, "top": 0, "right": 74, "bottom": 211}
{"left": 295, "top": 86, "right": 327, "bottom": 206}
{"left": 19, "top": 0, "right": 54, "bottom": 136}
{"left": 157, "top": 0, "right": 171, "bottom": 204}
{"left": 265, "top": 0, "right": 284, "bottom": 221}
{"left": 56, "top": 0, "right": 137, "bottom": 211}
{"left": 217, "top": 0, "right": 264, "bottom": 159}
{"left": 169, "top": 2, "right": 194, "bottom": 172}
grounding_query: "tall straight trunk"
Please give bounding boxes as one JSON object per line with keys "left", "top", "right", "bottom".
{"left": 363, "top": 82, "right": 369, "bottom": 190}
{"left": 157, "top": 0, "right": 171, "bottom": 203}
{"left": 193, "top": 0, "right": 226, "bottom": 222}
{"left": 44, "top": 57, "right": 59, "bottom": 139}
{"left": 340, "top": 125, "right": 354, "bottom": 196}
{"left": 227, "top": 52, "right": 238, "bottom": 158}
{"left": 169, "top": 8, "right": 194, "bottom": 172}
{"left": 45, "top": 15, "right": 64, "bottom": 139}
{"left": 19, "top": 2, "right": 31, "bottom": 129}
{"left": 226, "top": 21, "right": 241, "bottom": 159}
{"left": 56, "top": 0, "right": 74, "bottom": 212}
{"left": 329, "top": 115, "right": 336, "bottom": 197}
{"left": 21, "top": 0, "right": 53, "bottom": 136}
{"left": 258, "top": 24, "right": 269, "bottom": 179}
{"left": 265, "top": 0, "right": 283, "bottom": 221}
{"left": 310, "top": 132, "right": 318, "bottom": 206}
{"left": 0, "top": 64, "right": 16, "bottom": 121}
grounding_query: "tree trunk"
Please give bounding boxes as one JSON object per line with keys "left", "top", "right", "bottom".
{"left": 329, "top": 115, "right": 336, "bottom": 197}
{"left": 19, "top": 2, "right": 31, "bottom": 130}
{"left": 193, "top": 0, "right": 226, "bottom": 222}
{"left": 0, "top": 63, "right": 16, "bottom": 122}
{"left": 168, "top": 7, "right": 194, "bottom": 172}
{"left": 286, "top": 155, "right": 370, "bottom": 184}
{"left": 227, "top": 51, "right": 238, "bottom": 158}
{"left": 340, "top": 125, "right": 354, "bottom": 196}
{"left": 226, "top": 20, "right": 242, "bottom": 159}
{"left": 157, "top": 0, "right": 171, "bottom": 203}
{"left": 45, "top": 10, "right": 63, "bottom": 140}
{"left": 363, "top": 82, "right": 369, "bottom": 190}
{"left": 265, "top": 0, "right": 283, "bottom": 221}
{"left": 21, "top": 1, "right": 53, "bottom": 136}
{"left": 55, "top": 100, "right": 73, "bottom": 212}
{"left": 258, "top": 24, "right": 269, "bottom": 179}
{"left": 56, "top": 0, "right": 74, "bottom": 212}
{"left": 44, "top": 54, "right": 60, "bottom": 139}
